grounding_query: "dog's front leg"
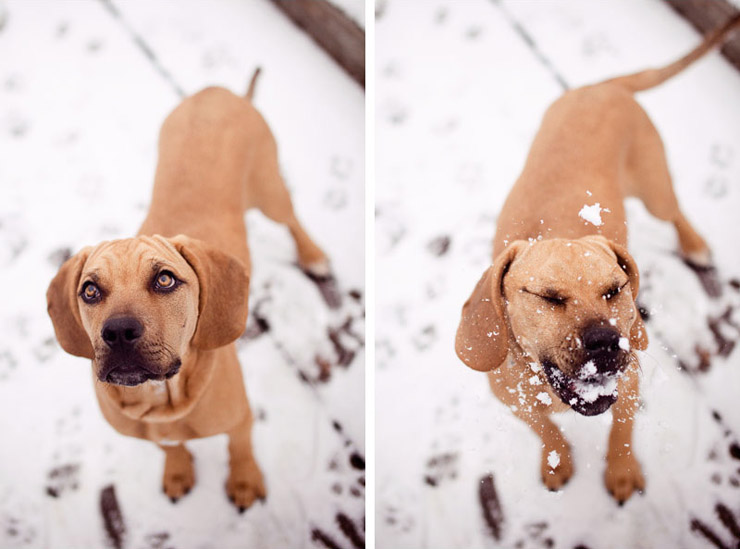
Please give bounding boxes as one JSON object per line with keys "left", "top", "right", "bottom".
{"left": 515, "top": 408, "right": 574, "bottom": 491}
{"left": 604, "top": 360, "right": 645, "bottom": 504}
{"left": 159, "top": 443, "right": 195, "bottom": 502}
{"left": 226, "top": 411, "right": 266, "bottom": 512}
{"left": 490, "top": 370, "right": 574, "bottom": 490}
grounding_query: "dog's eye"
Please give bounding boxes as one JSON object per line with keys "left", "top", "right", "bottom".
{"left": 602, "top": 280, "right": 629, "bottom": 301}
{"left": 539, "top": 294, "right": 566, "bottom": 306}
{"left": 604, "top": 283, "right": 626, "bottom": 301}
{"left": 80, "top": 282, "right": 101, "bottom": 304}
{"left": 153, "top": 270, "right": 178, "bottom": 292}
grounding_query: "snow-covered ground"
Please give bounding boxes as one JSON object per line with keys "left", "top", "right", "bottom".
{"left": 376, "top": 1, "right": 740, "bottom": 548}
{"left": 0, "top": 1, "right": 364, "bottom": 548}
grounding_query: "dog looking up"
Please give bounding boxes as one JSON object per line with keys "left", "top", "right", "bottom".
{"left": 47, "top": 69, "right": 332, "bottom": 511}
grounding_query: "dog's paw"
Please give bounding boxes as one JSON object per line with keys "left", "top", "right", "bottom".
{"left": 683, "top": 255, "right": 722, "bottom": 298}
{"left": 162, "top": 447, "right": 195, "bottom": 502}
{"left": 540, "top": 445, "right": 573, "bottom": 491}
{"left": 604, "top": 454, "right": 645, "bottom": 504}
{"left": 226, "top": 461, "right": 266, "bottom": 513}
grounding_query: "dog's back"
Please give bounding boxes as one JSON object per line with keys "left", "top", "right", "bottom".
{"left": 494, "top": 16, "right": 740, "bottom": 259}
{"left": 139, "top": 86, "right": 275, "bottom": 270}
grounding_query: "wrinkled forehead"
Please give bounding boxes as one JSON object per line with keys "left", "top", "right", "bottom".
{"left": 508, "top": 240, "right": 623, "bottom": 287}
{"left": 82, "top": 236, "right": 189, "bottom": 282}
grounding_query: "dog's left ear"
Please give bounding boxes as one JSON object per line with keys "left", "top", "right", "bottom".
{"left": 169, "top": 235, "right": 250, "bottom": 350}
{"left": 582, "top": 235, "right": 648, "bottom": 351}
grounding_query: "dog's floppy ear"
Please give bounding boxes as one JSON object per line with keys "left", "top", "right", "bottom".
{"left": 582, "top": 235, "right": 648, "bottom": 351}
{"left": 455, "top": 242, "right": 524, "bottom": 371}
{"left": 609, "top": 240, "right": 648, "bottom": 351}
{"left": 169, "top": 235, "right": 249, "bottom": 350}
{"left": 47, "top": 249, "right": 94, "bottom": 358}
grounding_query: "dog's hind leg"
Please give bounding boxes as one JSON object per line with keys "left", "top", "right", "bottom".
{"left": 226, "top": 411, "right": 266, "bottom": 513}
{"left": 625, "top": 109, "right": 721, "bottom": 296}
{"left": 249, "top": 136, "right": 330, "bottom": 277}
{"left": 625, "top": 111, "right": 711, "bottom": 266}
{"left": 159, "top": 443, "right": 195, "bottom": 502}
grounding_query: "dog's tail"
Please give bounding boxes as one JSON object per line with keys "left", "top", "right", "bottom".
{"left": 603, "top": 13, "right": 740, "bottom": 93}
{"left": 246, "top": 67, "right": 262, "bottom": 101}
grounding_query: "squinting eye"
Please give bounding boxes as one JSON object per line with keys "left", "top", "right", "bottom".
{"left": 154, "top": 271, "right": 177, "bottom": 291}
{"left": 80, "top": 282, "right": 101, "bottom": 303}
{"left": 604, "top": 286, "right": 622, "bottom": 301}
{"left": 540, "top": 295, "right": 565, "bottom": 306}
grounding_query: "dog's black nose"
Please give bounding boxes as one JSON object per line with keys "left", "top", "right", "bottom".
{"left": 102, "top": 317, "right": 144, "bottom": 348}
{"left": 583, "top": 326, "right": 620, "bottom": 354}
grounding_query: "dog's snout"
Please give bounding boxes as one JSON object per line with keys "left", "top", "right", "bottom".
{"left": 583, "top": 326, "right": 620, "bottom": 354}
{"left": 102, "top": 316, "right": 144, "bottom": 348}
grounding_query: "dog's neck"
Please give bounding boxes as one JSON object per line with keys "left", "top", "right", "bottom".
{"left": 96, "top": 347, "right": 217, "bottom": 423}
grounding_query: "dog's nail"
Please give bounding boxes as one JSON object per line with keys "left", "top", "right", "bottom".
{"left": 618, "top": 499, "right": 625, "bottom": 507}
{"left": 238, "top": 506, "right": 246, "bottom": 514}
{"left": 170, "top": 496, "right": 178, "bottom": 504}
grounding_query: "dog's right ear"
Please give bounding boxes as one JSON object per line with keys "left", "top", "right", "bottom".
{"left": 455, "top": 242, "right": 524, "bottom": 372}
{"left": 47, "top": 249, "right": 94, "bottom": 358}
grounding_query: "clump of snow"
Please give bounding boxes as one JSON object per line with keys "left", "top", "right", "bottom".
{"left": 619, "top": 337, "right": 630, "bottom": 351}
{"left": 578, "top": 203, "right": 604, "bottom": 226}
{"left": 580, "top": 360, "right": 597, "bottom": 378}
{"left": 529, "top": 375, "right": 541, "bottom": 386}
{"left": 572, "top": 375, "right": 619, "bottom": 403}
{"left": 547, "top": 450, "right": 560, "bottom": 469}
{"left": 536, "top": 392, "right": 552, "bottom": 406}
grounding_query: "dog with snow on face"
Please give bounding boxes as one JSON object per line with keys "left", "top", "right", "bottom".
{"left": 47, "top": 69, "right": 335, "bottom": 512}
{"left": 456, "top": 15, "right": 740, "bottom": 503}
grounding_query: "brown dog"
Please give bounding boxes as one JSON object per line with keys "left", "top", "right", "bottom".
{"left": 47, "top": 71, "right": 330, "bottom": 511}
{"left": 456, "top": 17, "right": 740, "bottom": 503}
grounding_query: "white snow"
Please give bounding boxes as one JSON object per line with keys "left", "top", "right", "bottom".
{"left": 547, "top": 450, "right": 560, "bottom": 470}
{"left": 536, "top": 392, "right": 552, "bottom": 406}
{"left": 0, "top": 1, "right": 364, "bottom": 548}
{"left": 579, "top": 203, "right": 605, "bottom": 226}
{"left": 581, "top": 360, "right": 597, "bottom": 378}
{"left": 619, "top": 337, "right": 630, "bottom": 351}
{"left": 572, "top": 375, "right": 619, "bottom": 404}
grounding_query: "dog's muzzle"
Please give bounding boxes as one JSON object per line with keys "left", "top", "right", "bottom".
{"left": 542, "top": 326, "right": 629, "bottom": 416}
{"left": 97, "top": 316, "right": 180, "bottom": 386}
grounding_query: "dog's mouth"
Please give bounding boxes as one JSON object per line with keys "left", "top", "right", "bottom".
{"left": 98, "top": 355, "right": 181, "bottom": 387}
{"left": 541, "top": 359, "right": 620, "bottom": 416}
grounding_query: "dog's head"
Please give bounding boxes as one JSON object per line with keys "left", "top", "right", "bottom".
{"left": 47, "top": 235, "right": 249, "bottom": 386}
{"left": 456, "top": 235, "right": 647, "bottom": 416}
